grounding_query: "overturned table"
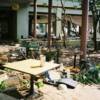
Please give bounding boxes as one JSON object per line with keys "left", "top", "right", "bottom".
{"left": 3, "top": 59, "right": 60, "bottom": 96}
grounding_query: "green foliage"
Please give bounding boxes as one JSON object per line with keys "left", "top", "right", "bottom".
{"left": 55, "top": 40, "right": 80, "bottom": 48}
{"left": 75, "top": 69, "right": 100, "bottom": 84}
{"left": 4, "top": 68, "right": 12, "bottom": 73}
{"left": 0, "top": 81, "right": 7, "bottom": 91}
{"left": 73, "top": 62, "right": 100, "bottom": 84}
{"left": 89, "top": 0, "right": 100, "bottom": 50}
{"left": 66, "top": 40, "right": 80, "bottom": 48}
{"left": 87, "top": 41, "right": 94, "bottom": 48}
{"left": 90, "top": 0, "right": 100, "bottom": 7}
{"left": 96, "top": 64, "right": 100, "bottom": 68}
{"left": 21, "top": 40, "right": 29, "bottom": 48}
{"left": 45, "top": 51, "right": 57, "bottom": 61}
{"left": 35, "top": 79, "right": 44, "bottom": 89}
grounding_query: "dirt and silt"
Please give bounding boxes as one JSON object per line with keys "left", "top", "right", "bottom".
{"left": 0, "top": 45, "right": 100, "bottom": 100}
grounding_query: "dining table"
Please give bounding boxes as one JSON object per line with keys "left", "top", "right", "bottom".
{"left": 3, "top": 59, "right": 60, "bottom": 96}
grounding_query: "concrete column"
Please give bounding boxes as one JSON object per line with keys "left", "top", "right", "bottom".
{"left": 56, "top": 8, "right": 62, "bottom": 38}
{"left": 17, "top": 6, "right": 29, "bottom": 39}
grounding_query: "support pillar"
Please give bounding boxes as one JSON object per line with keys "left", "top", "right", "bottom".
{"left": 56, "top": 8, "right": 62, "bottom": 38}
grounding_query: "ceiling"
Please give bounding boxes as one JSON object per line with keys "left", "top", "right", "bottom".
{"left": 0, "top": 0, "right": 34, "bottom": 8}
{"left": 0, "top": 0, "right": 32, "bottom": 3}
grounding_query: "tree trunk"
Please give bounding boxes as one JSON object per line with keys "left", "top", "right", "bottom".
{"left": 60, "top": 0, "right": 67, "bottom": 48}
{"left": 62, "top": 26, "right": 66, "bottom": 48}
{"left": 93, "top": 21, "right": 97, "bottom": 51}
{"left": 80, "top": 0, "right": 89, "bottom": 60}
{"left": 48, "top": 0, "right": 52, "bottom": 49}
{"left": 33, "top": 0, "right": 37, "bottom": 37}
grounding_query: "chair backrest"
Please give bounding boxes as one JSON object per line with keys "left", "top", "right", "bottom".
{"left": 28, "top": 41, "right": 39, "bottom": 51}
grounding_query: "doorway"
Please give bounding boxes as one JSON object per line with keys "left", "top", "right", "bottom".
{"left": 0, "top": 10, "right": 17, "bottom": 41}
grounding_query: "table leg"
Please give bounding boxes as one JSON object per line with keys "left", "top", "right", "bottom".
{"left": 29, "top": 75, "right": 34, "bottom": 95}
{"left": 74, "top": 54, "right": 77, "bottom": 68}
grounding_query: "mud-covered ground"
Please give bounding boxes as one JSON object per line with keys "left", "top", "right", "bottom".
{"left": 0, "top": 45, "right": 100, "bottom": 100}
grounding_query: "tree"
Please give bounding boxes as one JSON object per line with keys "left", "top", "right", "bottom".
{"left": 60, "top": 0, "right": 67, "bottom": 48}
{"left": 64, "top": 0, "right": 100, "bottom": 51}
{"left": 80, "top": 0, "right": 89, "bottom": 59}
{"left": 48, "top": 0, "right": 52, "bottom": 48}
{"left": 60, "top": 0, "right": 81, "bottom": 48}
{"left": 89, "top": 0, "right": 100, "bottom": 51}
